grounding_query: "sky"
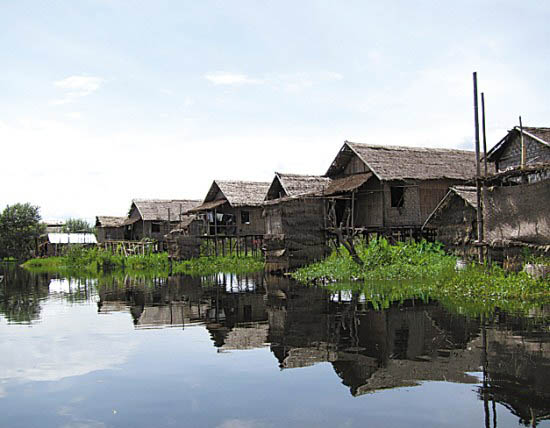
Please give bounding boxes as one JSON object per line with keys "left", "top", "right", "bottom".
{"left": 1, "top": 0, "right": 549, "bottom": 222}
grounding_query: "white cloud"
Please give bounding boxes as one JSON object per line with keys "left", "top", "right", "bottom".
{"left": 204, "top": 71, "right": 343, "bottom": 90}
{"left": 204, "top": 72, "right": 263, "bottom": 86}
{"left": 52, "top": 75, "right": 104, "bottom": 105}
{"left": 66, "top": 112, "right": 82, "bottom": 119}
{"left": 217, "top": 419, "right": 270, "bottom": 428}
{"left": 0, "top": 116, "right": 341, "bottom": 221}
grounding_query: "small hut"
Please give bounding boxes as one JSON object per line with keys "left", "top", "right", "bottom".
{"left": 126, "top": 199, "right": 201, "bottom": 241}
{"left": 41, "top": 220, "right": 65, "bottom": 233}
{"left": 486, "top": 126, "right": 550, "bottom": 172}
{"left": 95, "top": 216, "right": 126, "bottom": 242}
{"left": 422, "top": 186, "right": 478, "bottom": 257}
{"left": 188, "top": 180, "right": 270, "bottom": 237}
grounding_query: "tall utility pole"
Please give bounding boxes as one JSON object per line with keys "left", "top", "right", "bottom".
{"left": 473, "top": 72, "right": 484, "bottom": 263}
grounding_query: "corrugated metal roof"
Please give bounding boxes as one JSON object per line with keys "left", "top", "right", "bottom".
{"left": 47, "top": 233, "right": 97, "bottom": 244}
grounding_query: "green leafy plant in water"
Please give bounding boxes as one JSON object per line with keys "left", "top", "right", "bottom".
{"left": 23, "top": 247, "right": 264, "bottom": 278}
{"left": 292, "top": 238, "right": 550, "bottom": 317}
{"left": 292, "top": 238, "right": 455, "bottom": 283}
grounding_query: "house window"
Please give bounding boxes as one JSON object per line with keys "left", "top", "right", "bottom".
{"left": 241, "top": 211, "right": 250, "bottom": 225}
{"left": 151, "top": 223, "right": 161, "bottom": 233}
{"left": 390, "top": 186, "right": 404, "bottom": 207}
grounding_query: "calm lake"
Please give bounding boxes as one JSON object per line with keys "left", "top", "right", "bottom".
{"left": 1, "top": 265, "right": 549, "bottom": 428}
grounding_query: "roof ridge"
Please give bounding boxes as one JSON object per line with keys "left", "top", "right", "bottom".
{"left": 346, "top": 141, "right": 474, "bottom": 153}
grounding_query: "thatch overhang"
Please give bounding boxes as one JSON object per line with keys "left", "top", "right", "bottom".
{"left": 326, "top": 141, "right": 477, "bottom": 181}
{"left": 422, "top": 185, "right": 477, "bottom": 229}
{"left": 187, "top": 199, "right": 228, "bottom": 213}
{"left": 486, "top": 126, "right": 550, "bottom": 162}
{"left": 322, "top": 172, "right": 372, "bottom": 196}
{"left": 198, "top": 180, "right": 271, "bottom": 209}
{"left": 265, "top": 172, "right": 331, "bottom": 200}
{"left": 95, "top": 216, "right": 127, "bottom": 228}
{"left": 131, "top": 199, "right": 201, "bottom": 221}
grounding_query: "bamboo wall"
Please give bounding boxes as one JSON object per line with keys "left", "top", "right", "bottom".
{"left": 264, "top": 198, "right": 328, "bottom": 272}
{"left": 484, "top": 178, "right": 550, "bottom": 246}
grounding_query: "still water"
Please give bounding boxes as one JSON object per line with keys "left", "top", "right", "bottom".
{"left": 1, "top": 265, "right": 549, "bottom": 428}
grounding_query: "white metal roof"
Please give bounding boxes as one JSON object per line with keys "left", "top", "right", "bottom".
{"left": 47, "top": 233, "right": 97, "bottom": 244}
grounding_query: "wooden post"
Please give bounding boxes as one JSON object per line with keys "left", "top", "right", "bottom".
{"left": 481, "top": 93, "right": 488, "bottom": 178}
{"left": 473, "top": 72, "right": 484, "bottom": 263}
{"left": 519, "top": 116, "right": 526, "bottom": 169}
{"left": 214, "top": 209, "right": 218, "bottom": 236}
{"left": 351, "top": 190, "right": 355, "bottom": 230}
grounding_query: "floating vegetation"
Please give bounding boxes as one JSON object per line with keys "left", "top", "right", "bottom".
{"left": 22, "top": 247, "right": 264, "bottom": 278}
{"left": 292, "top": 238, "right": 456, "bottom": 283}
{"left": 292, "top": 238, "right": 550, "bottom": 316}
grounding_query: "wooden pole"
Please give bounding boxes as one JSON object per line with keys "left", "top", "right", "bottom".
{"left": 519, "top": 116, "right": 526, "bottom": 169}
{"left": 473, "top": 72, "right": 484, "bottom": 263}
{"left": 481, "top": 93, "right": 488, "bottom": 178}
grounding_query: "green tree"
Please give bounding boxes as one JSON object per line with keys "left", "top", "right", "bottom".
{"left": 0, "top": 203, "right": 45, "bottom": 261}
{"left": 62, "top": 218, "right": 93, "bottom": 233}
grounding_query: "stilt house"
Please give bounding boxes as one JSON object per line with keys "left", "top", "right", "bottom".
{"left": 263, "top": 173, "right": 331, "bottom": 271}
{"left": 126, "top": 199, "right": 201, "bottom": 240}
{"left": 324, "top": 141, "right": 478, "bottom": 232}
{"left": 188, "top": 180, "right": 270, "bottom": 237}
{"left": 95, "top": 216, "right": 126, "bottom": 242}
{"left": 486, "top": 126, "right": 550, "bottom": 172}
{"left": 422, "top": 186, "right": 478, "bottom": 257}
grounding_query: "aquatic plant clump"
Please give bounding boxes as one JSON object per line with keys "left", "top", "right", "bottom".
{"left": 23, "top": 247, "right": 264, "bottom": 277}
{"left": 292, "top": 238, "right": 550, "bottom": 315}
{"left": 292, "top": 238, "right": 456, "bottom": 283}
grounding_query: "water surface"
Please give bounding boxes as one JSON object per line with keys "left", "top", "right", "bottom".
{"left": 1, "top": 265, "right": 549, "bottom": 427}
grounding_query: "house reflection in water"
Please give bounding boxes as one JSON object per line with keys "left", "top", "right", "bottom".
{"left": 265, "top": 276, "right": 482, "bottom": 396}
{"left": 96, "top": 274, "right": 550, "bottom": 425}
{"left": 97, "top": 273, "right": 269, "bottom": 350}
{"left": 479, "top": 311, "right": 550, "bottom": 427}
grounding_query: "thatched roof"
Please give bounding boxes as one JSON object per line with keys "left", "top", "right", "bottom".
{"left": 265, "top": 173, "right": 331, "bottom": 200}
{"left": 198, "top": 180, "right": 271, "bottom": 209}
{"left": 95, "top": 216, "right": 126, "bottom": 228}
{"left": 326, "top": 141, "right": 477, "bottom": 181}
{"left": 422, "top": 186, "right": 477, "bottom": 229}
{"left": 486, "top": 126, "right": 550, "bottom": 162}
{"left": 131, "top": 199, "right": 201, "bottom": 221}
